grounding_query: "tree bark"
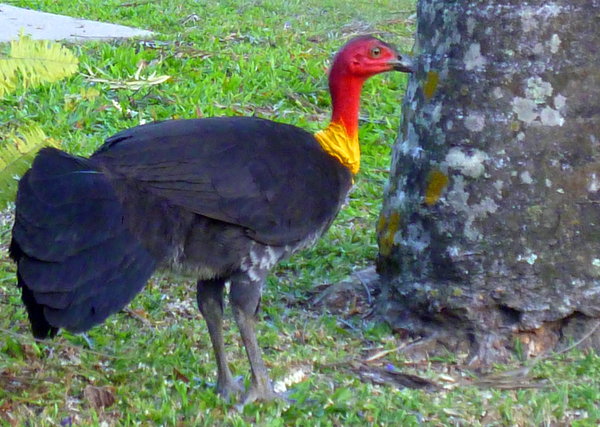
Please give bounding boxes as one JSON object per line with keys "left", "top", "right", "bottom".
{"left": 376, "top": 0, "right": 600, "bottom": 365}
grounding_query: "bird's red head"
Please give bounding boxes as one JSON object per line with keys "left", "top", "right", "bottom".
{"left": 331, "top": 35, "right": 413, "bottom": 79}
{"left": 326, "top": 36, "right": 413, "bottom": 139}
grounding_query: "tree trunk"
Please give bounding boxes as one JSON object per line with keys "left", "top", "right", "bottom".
{"left": 376, "top": 0, "right": 600, "bottom": 365}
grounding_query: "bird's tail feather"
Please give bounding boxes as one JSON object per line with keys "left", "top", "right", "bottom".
{"left": 10, "top": 147, "right": 157, "bottom": 338}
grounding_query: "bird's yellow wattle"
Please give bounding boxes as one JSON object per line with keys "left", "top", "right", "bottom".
{"left": 314, "top": 122, "right": 360, "bottom": 175}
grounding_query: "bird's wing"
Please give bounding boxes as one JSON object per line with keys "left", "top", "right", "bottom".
{"left": 92, "top": 117, "right": 353, "bottom": 246}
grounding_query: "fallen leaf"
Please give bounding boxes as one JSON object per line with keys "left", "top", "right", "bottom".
{"left": 84, "top": 385, "right": 116, "bottom": 409}
{"left": 173, "top": 368, "right": 190, "bottom": 383}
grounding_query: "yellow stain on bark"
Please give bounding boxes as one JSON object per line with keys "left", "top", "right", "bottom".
{"left": 377, "top": 211, "right": 401, "bottom": 256}
{"left": 424, "top": 169, "right": 449, "bottom": 206}
{"left": 423, "top": 71, "right": 439, "bottom": 100}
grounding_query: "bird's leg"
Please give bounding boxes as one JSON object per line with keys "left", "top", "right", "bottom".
{"left": 230, "top": 272, "right": 279, "bottom": 406}
{"left": 196, "top": 278, "right": 242, "bottom": 400}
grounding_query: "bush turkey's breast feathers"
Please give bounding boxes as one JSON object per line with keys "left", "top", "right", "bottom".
{"left": 92, "top": 117, "right": 353, "bottom": 246}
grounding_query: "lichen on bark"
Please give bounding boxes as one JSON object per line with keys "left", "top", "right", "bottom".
{"left": 377, "top": 0, "right": 600, "bottom": 365}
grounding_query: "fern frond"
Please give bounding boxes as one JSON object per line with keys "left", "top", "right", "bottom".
{"left": 0, "top": 125, "right": 60, "bottom": 209}
{"left": 0, "top": 34, "right": 79, "bottom": 97}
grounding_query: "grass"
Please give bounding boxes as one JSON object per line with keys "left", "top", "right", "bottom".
{"left": 1, "top": 0, "right": 599, "bottom": 425}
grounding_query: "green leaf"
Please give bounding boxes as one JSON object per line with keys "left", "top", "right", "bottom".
{"left": 0, "top": 33, "right": 79, "bottom": 97}
{"left": 0, "top": 124, "right": 59, "bottom": 209}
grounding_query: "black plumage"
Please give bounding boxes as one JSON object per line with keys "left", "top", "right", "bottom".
{"left": 93, "top": 117, "right": 352, "bottom": 246}
{"left": 10, "top": 117, "right": 351, "bottom": 403}
{"left": 10, "top": 149, "right": 157, "bottom": 336}
{"left": 12, "top": 116, "right": 351, "bottom": 331}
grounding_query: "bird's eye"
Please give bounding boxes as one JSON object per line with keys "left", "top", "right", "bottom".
{"left": 370, "top": 47, "right": 382, "bottom": 58}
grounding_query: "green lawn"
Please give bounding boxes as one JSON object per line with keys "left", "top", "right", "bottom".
{"left": 1, "top": 0, "right": 599, "bottom": 425}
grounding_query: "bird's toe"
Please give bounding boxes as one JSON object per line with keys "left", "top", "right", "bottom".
{"left": 217, "top": 376, "right": 245, "bottom": 401}
{"left": 234, "top": 384, "right": 291, "bottom": 411}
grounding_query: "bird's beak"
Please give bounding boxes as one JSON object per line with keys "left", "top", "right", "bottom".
{"left": 389, "top": 54, "right": 414, "bottom": 73}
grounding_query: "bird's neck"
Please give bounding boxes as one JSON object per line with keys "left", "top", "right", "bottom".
{"left": 314, "top": 70, "right": 365, "bottom": 175}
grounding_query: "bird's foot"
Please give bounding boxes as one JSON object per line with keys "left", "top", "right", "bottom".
{"left": 216, "top": 376, "right": 245, "bottom": 402}
{"left": 234, "top": 384, "right": 291, "bottom": 411}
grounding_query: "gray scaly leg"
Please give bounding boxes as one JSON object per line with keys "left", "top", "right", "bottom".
{"left": 229, "top": 271, "right": 279, "bottom": 406}
{"left": 197, "top": 278, "right": 243, "bottom": 400}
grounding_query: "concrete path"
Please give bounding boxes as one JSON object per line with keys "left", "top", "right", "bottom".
{"left": 0, "top": 3, "right": 153, "bottom": 42}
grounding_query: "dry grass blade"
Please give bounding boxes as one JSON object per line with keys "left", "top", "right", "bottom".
{"left": 84, "top": 61, "right": 170, "bottom": 90}
{"left": 467, "top": 364, "right": 549, "bottom": 390}
{"left": 86, "top": 74, "right": 170, "bottom": 90}
{"left": 552, "top": 320, "right": 600, "bottom": 356}
{"left": 363, "top": 345, "right": 405, "bottom": 363}
{"left": 122, "top": 307, "right": 153, "bottom": 328}
{"left": 119, "top": 0, "right": 153, "bottom": 6}
{"left": 470, "top": 377, "right": 549, "bottom": 390}
{"left": 351, "top": 363, "right": 440, "bottom": 391}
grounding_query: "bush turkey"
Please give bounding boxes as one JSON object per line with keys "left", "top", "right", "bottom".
{"left": 10, "top": 35, "right": 413, "bottom": 404}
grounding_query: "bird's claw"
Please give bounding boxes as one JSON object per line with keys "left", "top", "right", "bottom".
{"left": 216, "top": 376, "right": 245, "bottom": 402}
{"left": 233, "top": 385, "right": 292, "bottom": 411}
